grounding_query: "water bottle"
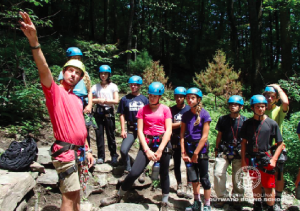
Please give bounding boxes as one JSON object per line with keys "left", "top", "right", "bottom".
{"left": 250, "top": 158, "right": 257, "bottom": 167}
{"left": 151, "top": 162, "right": 160, "bottom": 180}
{"left": 227, "top": 145, "right": 234, "bottom": 160}
{"left": 296, "top": 182, "right": 300, "bottom": 200}
{"left": 186, "top": 162, "right": 197, "bottom": 181}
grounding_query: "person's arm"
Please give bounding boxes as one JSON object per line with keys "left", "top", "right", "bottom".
{"left": 241, "top": 138, "right": 247, "bottom": 169}
{"left": 172, "top": 122, "right": 181, "bottom": 129}
{"left": 270, "top": 141, "right": 283, "bottom": 168}
{"left": 85, "top": 139, "right": 94, "bottom": 168}
{"left": 154, "top": 118, "right": 172, "bottom": 161}
{"left": 120, "top": 114, "right": 127, "bottom": 138}
{"left": 104, "top": 91, "right": 119, "bottom": 104}
{"left": 191, "top": 121, "right": 210, "bottom": 163}
{"left": 19, "top": 12, "right": 53, "bottom": 88}
{"left": 215, "top": 131, "right": 222, "bottom": 157}
{"left": 180, "top": 122, "right": 191, "bottom": 162}
{"left": 84, "top": 90, "right": 93, "bottom": 113}
{"left": 268, "top": 84, "right": 289, "bottom": 112}
{"left": 137, "top": 118, "right": 156, "bottom": 161}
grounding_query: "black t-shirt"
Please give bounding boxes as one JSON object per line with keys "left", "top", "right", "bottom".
{"left": 170, "top": 104, "right": 191, "bottom": 135}
{"left": 215, "top": 114, "right": 247, "bottom": 144}
{"left": 117, "top": 94, "right": 149, "bottom": 122}
{"left": 240, "top": 117, "right": 283, "bottom": 154}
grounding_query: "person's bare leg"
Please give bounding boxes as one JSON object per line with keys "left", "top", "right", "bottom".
{"left": 264, "top": 187, "right": 275, "bottom": 206}
{"left": 61, "top": 190, "right": 80, "bottom": 211}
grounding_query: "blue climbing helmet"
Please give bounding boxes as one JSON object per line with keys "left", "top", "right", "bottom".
{"left": 174, "top": 87, "right": 186, "bottom": 96}
{"left": 128, "top": 75, "right": 143, "bottom": 85}
{"left": 264, "top": 86, "right": 277, "bottom": 93}
{"left": 250, "top": 95, "right": 267, "bottom": 106}
{"left": 228, "top": 95, "right": 244, "bottom": 105}
{"left": 186, "top": 87, "right": 203, "bottom": 98}
{"left": 148, "top": 82, "right": 165, "bottom": 95}
{"left": 99, "top": 65, "right": 111, "bottom": 73}
{"left": 66, "top": 47, "right": 83, "bottom": 57}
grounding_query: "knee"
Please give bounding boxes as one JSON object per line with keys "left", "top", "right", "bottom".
{"left": 120, "top": 147, "right": 127, "bottom": 156}
{"left": 200, "top": 174, "right": 211, "bottom": 190}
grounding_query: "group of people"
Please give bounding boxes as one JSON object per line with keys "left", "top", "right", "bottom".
{"left": 19, "top": 11, "right": 294, "bottom": 211}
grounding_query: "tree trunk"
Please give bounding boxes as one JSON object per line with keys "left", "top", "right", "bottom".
{"left": 274, "top": 9, "right": 280, "bottom": 65}
{"left": 103, "top": 0, "right": 108, "bottom": 43}
{"left": 89, "top": 0, "right": 95, "bottom": 40}
{"left": 127, "top": 0, "right": 135, "bottom": 74}
{"left": 279, "top": 3, "right": 292, "bottom": 76}
{"left": 113, "top": 0, "right": 118, "bottom": 42}
{"left": 248, "top": 0, "right": 262, "bottom": 94}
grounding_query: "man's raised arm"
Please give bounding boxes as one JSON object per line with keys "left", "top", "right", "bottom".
{"left": 19, "top": 12, "right": 52, "bottom": 88}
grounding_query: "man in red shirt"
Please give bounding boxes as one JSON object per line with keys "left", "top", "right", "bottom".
{"left": 19, "top": 12, "right": 94, "bottom": 211}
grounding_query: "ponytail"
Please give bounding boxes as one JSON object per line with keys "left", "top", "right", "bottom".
{"left": 83, "top": 73, "right": 91, "bottom": 93}
{"left": 194, "top": 101, "right": 203, "bottom": 126}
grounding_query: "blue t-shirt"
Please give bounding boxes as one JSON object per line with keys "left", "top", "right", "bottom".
{"left": 297, "top": 122, "right": 300, "bottom": 134}
{"left": 117, "top": 94, "right": 149, "bottom": 122}
{"left": 182, "top": 108, "right": 212, "bottom": 142}
{"left": 170, "top": 104, "right": 191, "bottom": 136}
{"left": 58, "top": 71, "right": 88, "bottom": 97}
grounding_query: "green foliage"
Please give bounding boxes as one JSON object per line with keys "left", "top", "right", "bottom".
{"left": 129, "top": 50, "right": 152, "bottom": 75}
{"left": 110, "top": 75, "right": 130, "bottom": 93}
{"left": 279, "top": 74, "right": 300, "bottom": 102}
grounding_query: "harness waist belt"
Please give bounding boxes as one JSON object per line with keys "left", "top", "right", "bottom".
{"left": 51, "top": 140, "right": 84, "bottom": 158}
{"left": 145, "top": 134, "right": 164, "bottom": 139}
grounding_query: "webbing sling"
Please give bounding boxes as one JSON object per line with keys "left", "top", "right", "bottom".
{"left": 146, "top": 134, "right": 174, "bottom": 155}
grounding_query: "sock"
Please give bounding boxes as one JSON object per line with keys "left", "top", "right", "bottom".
{"left": 204, "top": 199, "right": 210, "bottom": 206}
{"left": 194, "top": 194, "right": 200, "bottom": 201}
{"left": 275, "top": 191, "right": 282, "bottom": 199}
{"left": 162, "top": 194, "right": 169, "bottom": 203}
{"left": 118, "top": 187, "right": 127, "bottom": 197}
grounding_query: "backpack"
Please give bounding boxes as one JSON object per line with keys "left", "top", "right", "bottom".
{"left": 0, "top": 137, "right": 38, "bottom": 171}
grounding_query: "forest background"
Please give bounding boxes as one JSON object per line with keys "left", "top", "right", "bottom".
{"left": 1, "top": 0, "right": 300, "bottom": 193}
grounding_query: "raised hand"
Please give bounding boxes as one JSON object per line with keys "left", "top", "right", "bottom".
{"left": 19, "top": 12, "right": 38, "bottom": 44}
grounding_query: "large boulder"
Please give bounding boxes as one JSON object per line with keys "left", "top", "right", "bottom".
{"left": 37, "top": 147, "right": 52, "bottom": 165}
{"left": 100, "top": 203, "right": 158, "bottom": 211}
{"left": 37, "top": 169, "right": 58, "bottom": 185}
{"left": 0, "top": 172, "right": 35, "bottom": 211}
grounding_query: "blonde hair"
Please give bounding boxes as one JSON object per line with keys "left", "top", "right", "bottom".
{"left": 194, "top": 101, "right": 203, "bottom": 126}
{"left": 82, "top": 73, "right": 91, "bottom": 93}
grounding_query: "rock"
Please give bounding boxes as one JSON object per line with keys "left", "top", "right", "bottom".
{"left": 100, "top": 203, "right": 158, "bottom": 211}
{"left": 112, "top": 165, "right": 125, "bottom": 175}
{"left": 81, "top": 201, "right": 93, "bottom": 211}
{"left": 0, "top": 148, "right": 5, "bottom": 155}
{"left": 169, "top": 171, "right": 177, "bottom": 191}
{"left": 107, "top": 175, "right": 118, "bottom": 185}
{"left": 0, "top": 172, "right": 36, "bottom": 211}
{"left": 96, "top": 174, "right": 108, "bottom": 187}
{"left": 0, "top": 169, "right": 8, "bottom": 174}
{"left": 30, "top": 172, "right": 39, "bottom": 180}
{"left": 30, "top": 161, "right": 45, "bottom": 173}
{"left": 37, "top": 169, "right": 58, "bottom": 185}
{"left": 15, "top": 200, "right": 27, "bottom": 211}
{"left": 133, "top": 176, "right": 152, "bottom": 187}
{"left": 37, "top": 147, "right": 52, "bottom": 165}
{"left": 94, "top": 163, "right": 113, "bottom": 173}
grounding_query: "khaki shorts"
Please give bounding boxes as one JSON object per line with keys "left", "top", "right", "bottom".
{"left": 52, "top": 160, "right": 81, "bottom": 193}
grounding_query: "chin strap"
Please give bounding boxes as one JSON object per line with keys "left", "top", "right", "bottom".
{"left": 254, "top": 112, "right": 264, "bottom": 121}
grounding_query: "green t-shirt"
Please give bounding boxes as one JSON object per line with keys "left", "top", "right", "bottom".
{"left": 265, "top": 104, "right": 288, "bottom": 134}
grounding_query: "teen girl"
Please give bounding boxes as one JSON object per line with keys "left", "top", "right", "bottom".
{"left": 100, "top": 82, "right": 172, "bottom": 211}
{"left": 180, "top": 87, "right": 212, "bottom": 211}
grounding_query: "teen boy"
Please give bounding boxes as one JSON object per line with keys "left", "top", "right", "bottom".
{"left": 214, "top": 95, "right": 247, "bottom": 209}
{"left": 241, "top": 95, "right": 283, "bottom": 211}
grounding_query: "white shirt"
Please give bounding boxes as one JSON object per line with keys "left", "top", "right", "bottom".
{"left": 91, "top": 82, "right": 119, "bottom": 108}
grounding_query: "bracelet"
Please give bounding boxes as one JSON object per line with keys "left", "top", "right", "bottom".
{"left": 86, "top": 149, "right": 92, "bottom": 153}
{"left": 30, "top": 44, "right": 41, "bottom": 49}
{"left": 181, "top": 151, "right": 186, "bottom": 154}
{"left": 144, "top": 148, "right": 150, "bottom": 153}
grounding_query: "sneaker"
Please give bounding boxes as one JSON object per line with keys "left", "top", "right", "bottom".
{"left": 214, "top": 201, "right": 225, "bottom": 208}
{"left": 111, "top": 156, "right": 118, "bottom": 167}
{"left": 138, "top": 172, "right": 146, "bottom": 183}
{"left": 118, "top": 170, "right": 129, "bottom": 183}
{"left": 185, "top": 200, "right": 201, "bottom": 211}
{"left": 96, "top": 158, "right": 104, "bottom": 164}
{"left": 185, "top": 183, "right": 193, "bottom": 199}
{"left": 273, "top": 202, "right": 282, "bottom": 211}
{"left": 203, "top": 206, "right": 211, "bottom": 211}
{"left": 100, "top": 192, "right": 122, "bottom": 206}
{"left": 177, "top": 183, "right": 185, "bottom": 197}
{"left": 160, "top": 202, "right": 169, "bottom": 211}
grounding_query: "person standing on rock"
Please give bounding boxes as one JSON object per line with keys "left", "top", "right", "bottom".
{"left": 169, "top": 87, "right": 192, "bottom": 198}
{"left": 180, "top": 87, "right": 212, "bottom": 211}
{"left": 92, "top": 65, "right": 119, "bottom": 166}
{"left": 57, "top": 47, "right": 94, "bottom": 146}
{"left": 263, "top": 85, "right": 289, "bottom": 211}
{"left": 241, "top": 95, "right": 283, "bottom": 211}
{"left": 19, "top": 12, "right": 94, "bottom": 211}
{"left": 100, "top": 82, "right": 173, "bottom": 211}
{"left": 117, "top": 75, "right": 149, "bottom": 182}
{"left": 213, "top": 95, "right": 247, "bottom": 210}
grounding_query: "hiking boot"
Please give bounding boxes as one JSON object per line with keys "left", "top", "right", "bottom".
{"left": 232, "top": 201, "right": 242, "bottom": 210}
{"left": 185, "top": 200, "right": 201, "bottom": 211}
{"left": 203, "top": 206, "right": 211, "bottom": 211}
{"left": 185, "top": 183, "right": 193, "bottom": 199}
{"left": 96, "top": 158, "right": 104, "bottom": 164}
{"left": 177, "top": 183, "right": 185, "bottom": 197}
{"left": 253, "top": 202, "right": 263, "bottom": 211}
{"left": 100, "top": 192, "right": 122, "bottom": 206}
{"left": 111, "top": 155, "right": 118, "bottom": 167}
{"left": 118, "top": 170, "right": 129, "bottom": 184}
{"left": 273, "top": 202, "right": 282, "bottom": 211}
{"left": 160, "top": 202, "right": 169, "bottom": 211}
{"left": 138, "top": 172, "right": 146, "bottom": 183}
{"left": 214, "top": 201, "right": 225, "bottom": 208}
